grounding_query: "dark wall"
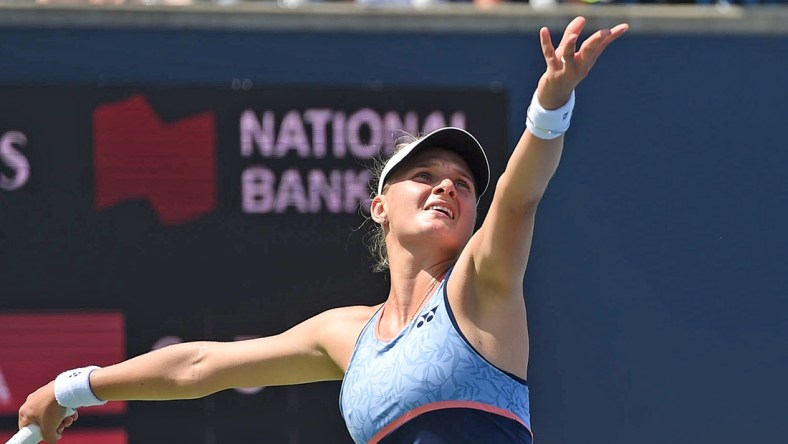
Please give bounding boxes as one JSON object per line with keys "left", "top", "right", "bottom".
{"left": 1, "top": 24, "right": 786, "bottom": 444}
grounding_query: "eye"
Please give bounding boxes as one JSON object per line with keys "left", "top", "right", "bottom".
{"left": 455, "top": 179, "right": 471, "bottom": 190}
{"left": 414, "top": 171, "right": 432, "bottom": 181}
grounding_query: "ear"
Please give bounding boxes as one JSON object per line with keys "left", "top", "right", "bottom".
{"left": 370, "top": 195, "right": 387, "bottom": 225}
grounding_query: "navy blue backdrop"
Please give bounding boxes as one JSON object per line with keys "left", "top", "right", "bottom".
{"left": 1, "top": 23, "right": 787, "bottom": 444}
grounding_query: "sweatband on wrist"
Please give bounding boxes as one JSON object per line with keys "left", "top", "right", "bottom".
{"left": 526, "top": 90, "right": 576, "bottom": 140}
{"left": 54, "top": 366, "right": 107, "bottom": 408}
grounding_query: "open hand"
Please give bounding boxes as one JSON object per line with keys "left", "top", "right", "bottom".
{"left": 537, "top": 16, "right": 629, "bottom": 109}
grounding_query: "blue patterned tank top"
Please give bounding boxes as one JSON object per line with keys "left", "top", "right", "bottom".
{"left": 339, "top": 270, "right": 532, "bottom": 443}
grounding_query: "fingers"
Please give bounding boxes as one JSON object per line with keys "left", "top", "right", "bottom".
{"left": 40, "top": 414, "right": 62, "bottom": 444}
{"left": 558, "top": 16, "right": 585, "bottom": 65}
{"left": 54, "top": 410, "right": 79, "bottom": 438}
{"left": 538, "top": 17, "right": 628, "bottom": 96}
{"left": 561, "top": 16, "right": 586, "bottom": 45}
{"left": 577, "top": 23, "right": 629, "bottom": 70}
{"left": 541, "top": 16, "right": 589, "bottom": 71}
{"left": 539, "top": 27, "right": 563, "bottom": 72}
{"left": 559, "top": 34, "right": 579, "bottom": 69}
{"left": 17, "top": 382, "right": 72, "bottom": 443}
{"left": 39, "top": 406, "right": 72, "bottom": 442}
{"left": 576, "top": 28, "right": 610, "bottom": 69}
{"left": 58, "top": 415, "right": 74, "bottom": 432}
{"left": 540, "top": 26, "right": 579, "bottom": 72}
{"left": 42, "top": 428, "right": 61, "bottom": 444}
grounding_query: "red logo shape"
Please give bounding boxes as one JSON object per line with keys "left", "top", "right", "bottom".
{"left": 93, "top": 94, "right": 216, "bottom": 225}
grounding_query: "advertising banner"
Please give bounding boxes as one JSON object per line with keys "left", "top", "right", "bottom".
{"left": 0, "top": 86, "right": 508, "bottom": 442}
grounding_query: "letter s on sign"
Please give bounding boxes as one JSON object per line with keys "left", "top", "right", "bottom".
{"left": 0, "top": 131, "right": 30, "bottom": 191}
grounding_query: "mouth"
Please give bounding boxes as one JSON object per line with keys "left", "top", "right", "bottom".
{"left": 425, "top": 204, "right": 455, "bottom": 220}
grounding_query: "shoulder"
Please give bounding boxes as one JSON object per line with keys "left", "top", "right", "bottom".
{"left": 312, "top": 304, "right": 381, "bottom": 373}
{"left": 316, "top": 304, "right": 380, "bottom": 328}
{"left": 303, "top": 304, "right": 380, "bottom": 343}
{"left": 279, "top": 304, "right": 380, "bottom": 353}
{"left": 328, "top": 304, "right": 381, "bottom": 318}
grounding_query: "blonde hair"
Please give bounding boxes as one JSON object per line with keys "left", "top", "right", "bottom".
{"left": 365, "top": 131, "right": 419, "bottom": 272}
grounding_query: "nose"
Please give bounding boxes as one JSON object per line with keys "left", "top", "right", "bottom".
{"left": 433, "top": 178, "right": 456, "bottom": 198}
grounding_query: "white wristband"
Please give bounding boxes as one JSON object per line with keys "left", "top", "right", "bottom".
{"left": 54, "top": 366, "right": 107, "bottom": 408}
{"left": 526, "top": 90, "right": 576, "bottom": 140}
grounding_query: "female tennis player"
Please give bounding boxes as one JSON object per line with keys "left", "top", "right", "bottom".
{"left": 16, "top": 16, "right": 627, "bottom": 444}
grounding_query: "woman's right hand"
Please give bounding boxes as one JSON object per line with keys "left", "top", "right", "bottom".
{"left": 18, "top": 381, "right": 79, "bottom": 444}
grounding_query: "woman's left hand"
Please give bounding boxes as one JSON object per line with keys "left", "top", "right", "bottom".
{"left": 537, "top": 16, "right": 629, "bottom": 109}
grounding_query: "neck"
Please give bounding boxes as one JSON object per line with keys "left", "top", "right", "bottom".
{"left": 378, "top": 254, "right": 452, "bottom": 336}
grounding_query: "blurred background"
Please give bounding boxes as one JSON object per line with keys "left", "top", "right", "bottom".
{"left": 0, "top": 1, "right": 786, "bottom": 443}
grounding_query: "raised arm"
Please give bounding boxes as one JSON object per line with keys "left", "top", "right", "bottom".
{"left": 469, "top": 17, "right": 629, "bottom": 294}
{"left": 17, "top": 306, "right": 370, "bottom": 444}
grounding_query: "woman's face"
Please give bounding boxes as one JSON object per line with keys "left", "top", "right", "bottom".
{"left": 376, "top": 148, "right": 478, "bottom": 253}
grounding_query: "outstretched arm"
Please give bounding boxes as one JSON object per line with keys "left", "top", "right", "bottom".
{"left": 470, "top": 16, "right": 629, "bottom": 294}
{"left": 17, "top": 306, "right": 366, "bottom": 444}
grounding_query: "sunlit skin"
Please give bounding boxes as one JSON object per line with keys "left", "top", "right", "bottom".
{"left": 370, "top": 148, "right": 480, "bottom": 337}
{"left": 16, "top": 17, "right": 629, "bottom": 444}
{"left": 374, "top": 148, "right": 478, "bottom": 261}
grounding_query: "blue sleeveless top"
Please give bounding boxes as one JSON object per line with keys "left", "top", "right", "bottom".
{"left": 339, "top": 271, "right": 533, "bottom": 444}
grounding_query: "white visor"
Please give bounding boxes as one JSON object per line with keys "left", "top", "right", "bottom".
{"left": 376, "top": 127, "right": 490, "bottom": 199}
